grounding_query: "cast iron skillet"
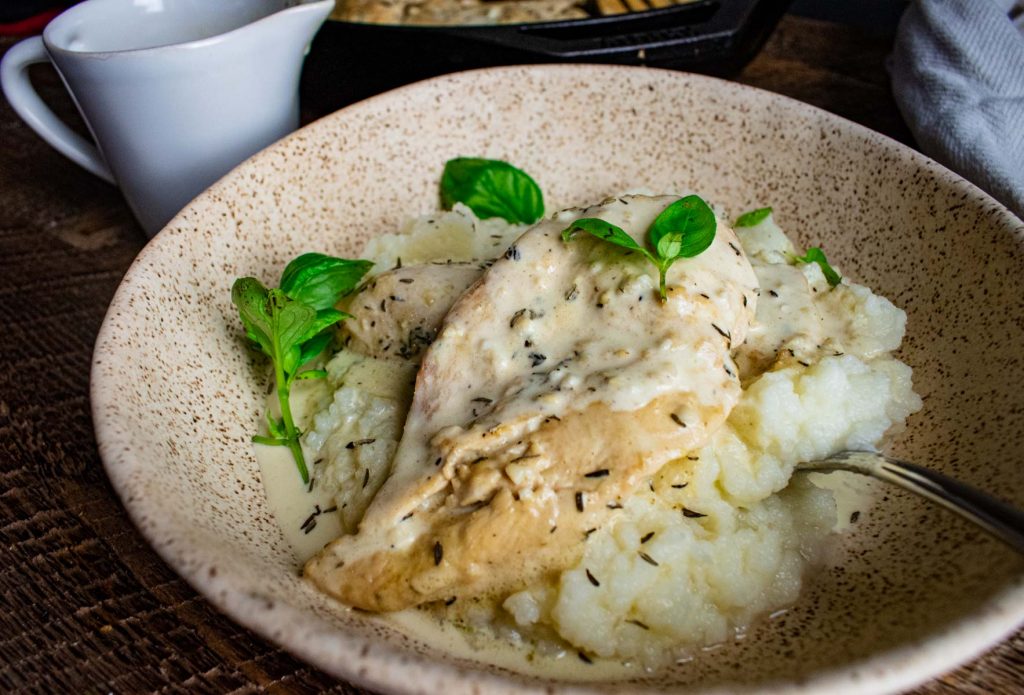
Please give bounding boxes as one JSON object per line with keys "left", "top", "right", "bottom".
{"left": 301, "top": 0, "right": 790, "bottom": 109}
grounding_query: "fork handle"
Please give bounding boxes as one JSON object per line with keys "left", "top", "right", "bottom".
{"left": 803, "top": 451, "right": 1024, "bottom": 555}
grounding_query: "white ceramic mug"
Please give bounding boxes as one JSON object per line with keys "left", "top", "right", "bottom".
{"left": 0, "top": 0, "right": 333, "bottom": 235}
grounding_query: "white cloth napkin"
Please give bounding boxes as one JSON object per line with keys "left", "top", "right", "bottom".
{"left": 890, "top": 0, "right": 1024, "bottom": 219}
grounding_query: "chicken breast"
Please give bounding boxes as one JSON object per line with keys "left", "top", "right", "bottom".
{"left": 306, "top": 195, "right": 759, "bottom": 612}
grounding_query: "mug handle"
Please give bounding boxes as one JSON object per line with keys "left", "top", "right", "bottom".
{"left": 0, "top": 36, "right": 115, "bottom": 183}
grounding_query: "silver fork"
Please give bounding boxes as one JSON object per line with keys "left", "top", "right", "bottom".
{"left": 797, "top": 451, "right": 1024, "bottom": 554}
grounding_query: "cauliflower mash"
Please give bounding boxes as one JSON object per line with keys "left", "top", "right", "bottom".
{"left": 259, "top": 196, "right": 920, "bottom": 670}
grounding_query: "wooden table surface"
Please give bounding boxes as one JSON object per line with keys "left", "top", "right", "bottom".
{"left": 1, "top": 14, "right": 1022, "bottom": 694}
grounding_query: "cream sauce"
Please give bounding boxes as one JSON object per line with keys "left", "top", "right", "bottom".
{"left": 257, "top": 442, "right": 341, "bottom": 561}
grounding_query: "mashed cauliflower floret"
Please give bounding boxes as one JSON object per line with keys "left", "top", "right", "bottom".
{"left": 708, "top": 355, "right": 919, "bottom": 504}
{"left": 303, "top": 351, "right": 416, "bottom": 532}
{"left": 362, "top": 203, "right": 526, "bottom": 271}
{"left": 505, "top": 478, "right": 834, "bottom": 664}
{"left": 817, "top": 283, "right": 907, "bottom": 359}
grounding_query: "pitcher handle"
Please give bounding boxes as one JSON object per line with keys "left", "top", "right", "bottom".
{"left": 1, "top": 36, "right": 115, "bottom": 183}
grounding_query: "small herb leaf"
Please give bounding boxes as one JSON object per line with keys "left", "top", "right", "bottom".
{"left": 232, "top": 278, "right": 277, "bottom": 357}
{"left": 266, "top": 413, "right": 286, "bottom": 439}
{"left": 560, "top": 218, "right": 652, "bottom": 259}
{"left": 297, "top": 330, "right": 335, "bottom": 369}
{"left": 734, "top": 206, "right": 773, "bottom": 228}
{"left": 440, "top": 157, "right": 544, "bottom": 224}
{"left": 647, "top": 195, "right": 717, "bottom": 260}
{"left": 280, "top": 253, "right": 372, "bottom": 311}
{"left": 795, "top": 247, "right": 842, "bottom": 287}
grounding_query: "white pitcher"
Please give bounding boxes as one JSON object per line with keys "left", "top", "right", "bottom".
{"left": 1, "top": 0, "right": 334, "bottom": 235}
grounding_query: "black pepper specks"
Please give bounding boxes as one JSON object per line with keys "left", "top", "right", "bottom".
{"left": 586, "top": 568, "right": 600, "bottom": 587}
{"left": 711, "top": 323, "right": 731, "bottom": 341}
{"left": 529, "top": 353, "right": 547, "bottom": 367}
{"left": 505, "top": 244, "right": 521, "bottom": 261}
{"left": 640, "top": 531, "right": 655, "bottom": 543}
{"left": 638, "top": 551, "right": 659, "bottom": 566}
{"left": 575, "top": 491, "right": 585, "bottom": 512}
{"left": 565, "top": 284, "right": 579, "bottom": 301}
{"left": 670, "top": 413, "right": 687, "bottom": 428}
{"left": 682, "top": 508, "right": 706, "bottom": 518}
{"left": 584, "top": 469, "right": 609, "bottom": 478}
{"left": 433, "top": 541, "right": 443, "bottom": 565}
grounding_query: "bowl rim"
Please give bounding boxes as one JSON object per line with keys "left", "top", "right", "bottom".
{"left": 91, "top": 63, "right": 1024, "bottom": 694}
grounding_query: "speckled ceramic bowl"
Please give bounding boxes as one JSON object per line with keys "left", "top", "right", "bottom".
{"left": 92, "top": 65, "right": 1024, "bottom": 694}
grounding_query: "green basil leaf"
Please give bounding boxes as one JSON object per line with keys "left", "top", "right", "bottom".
{"left": 297, "top": 308, "right": 349, "bottom": 346}
{"left": 561, "top": 218, "right": 648, "bottom": 254}
{"left": 296, "top": 369, "right": 328, "bottom": 381}
{"left": 655, "top": 231, "right": 683, "bottom": 260}
{"left": 648, "top": 195, "right": 717, "bottom": 260}
{"left": 795, "top": 247, "right": 842, "bottom": 287}
{"left": 280, "top": 253, "right": 373, "bottom": 311}
{"left": 297, "top": 330, "right": 334, "bottom": 369}
{"left": 263, "top": 289, "right": 318, "bottom": 377}
{"left": 231, "top": 277, "right": 276, "bottom": 357}
{"left": 440, "top": 157, "right": 544, "bottom": 224}
{"left": 734, "top": 206, "right": 772, "bottom": 228}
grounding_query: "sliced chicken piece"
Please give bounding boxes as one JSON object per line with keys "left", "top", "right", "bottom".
{"left": 307, "top": 195, "right": 759, "bottom": 612}
{"left": 343, "top": 263, "right": 482, "bottom": 362}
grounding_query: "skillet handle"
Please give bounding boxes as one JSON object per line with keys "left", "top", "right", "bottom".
{"left": 456, "top": 0, "right": 786, "bottom": 62}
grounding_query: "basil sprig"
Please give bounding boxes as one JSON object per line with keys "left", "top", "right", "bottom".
{"left": 795, "top": 247, "right": 841, "bottom": 287}
{"left": 734, "top": 206, "right": 772, "bottom": 227}
{"left": 440, "top": 157, "right": 544, "bottom": 225}
{"left": 231, "top": 254, "right": 371, "bottom": 483}
{"left": 280, "top": 253, "right": 373, "bottom": 310}
{"left": 561, "top": 195, "right": 717, "bottom": 300}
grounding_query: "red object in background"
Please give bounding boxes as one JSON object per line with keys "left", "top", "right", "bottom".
{"left": 0, "top": 9, "right": 62, "bottom": 35}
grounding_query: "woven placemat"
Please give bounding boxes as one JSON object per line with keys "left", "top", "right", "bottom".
{"left": 0, "top": 17, "right": 1020, "bottom": 693}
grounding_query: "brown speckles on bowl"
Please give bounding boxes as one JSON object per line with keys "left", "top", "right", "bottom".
{"left": 91, "top": 65, "right": 1024, "bottom": 694}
